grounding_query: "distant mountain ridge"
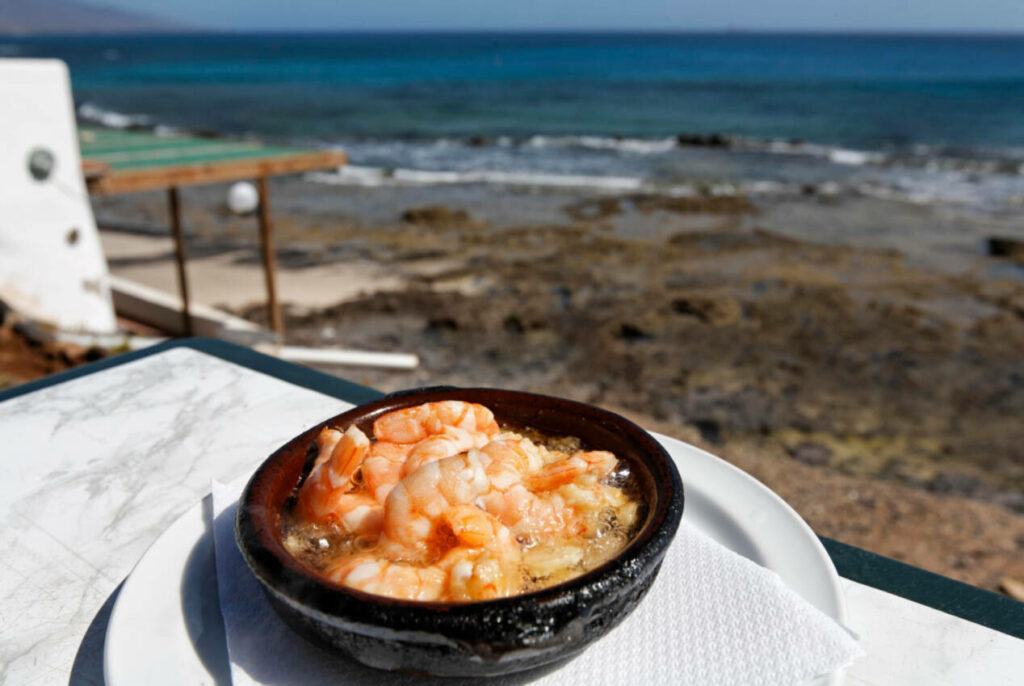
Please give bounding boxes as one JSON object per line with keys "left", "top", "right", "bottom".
{"left": 0, "top": 0, "right": 192, "bottom": 35}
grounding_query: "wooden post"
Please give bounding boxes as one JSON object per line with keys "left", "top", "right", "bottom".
{"left": 167, "top": 186, "right": 193, "bottom": 336}
{"left": 257, "top": 175, "right": 284, "bottom": 336}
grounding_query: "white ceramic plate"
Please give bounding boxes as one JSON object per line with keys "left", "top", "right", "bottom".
{"left": 104, "top": 432, "right": 846, "bottom": 686}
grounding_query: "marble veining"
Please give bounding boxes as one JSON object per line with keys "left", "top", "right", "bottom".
{"left": 0, "top": 348, "right": 350, "bottom": 685}
{"left": 841, "top": 579, "right": 1024, "bottom": 685}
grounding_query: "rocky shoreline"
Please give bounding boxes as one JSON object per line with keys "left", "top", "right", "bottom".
{"left": 87, "top": 177, "right": 1024, "bottom": 592}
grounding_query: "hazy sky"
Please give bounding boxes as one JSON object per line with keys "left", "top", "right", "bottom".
{"left": 113, "top": 0, "right": 1024, "bottom": 32}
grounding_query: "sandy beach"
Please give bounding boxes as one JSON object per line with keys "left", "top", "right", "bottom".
{"left": 89, "top": 175, "right": 1024, "bottom": 592}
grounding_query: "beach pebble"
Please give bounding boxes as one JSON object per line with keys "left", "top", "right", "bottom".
{"left": 987, "top": 237, "right": 1024, "bottom": 261}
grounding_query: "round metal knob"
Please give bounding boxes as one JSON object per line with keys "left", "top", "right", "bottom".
{"left": 28, "top": 148, "right": 55, "bottom": 181}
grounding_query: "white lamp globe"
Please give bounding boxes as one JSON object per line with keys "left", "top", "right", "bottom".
{"left": 227, "top": 181, "right": 259, "bottom": 215}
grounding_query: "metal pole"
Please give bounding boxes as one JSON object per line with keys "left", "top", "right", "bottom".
{"left": 167, "top": 186, "right": 193, "bottom": 336}
{"left": 257, "top": 175, "right": 284, "bottom": 336}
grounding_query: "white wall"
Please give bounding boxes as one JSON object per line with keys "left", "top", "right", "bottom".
{"left": 0, "top": 59, "right": 117, "bottom": 334}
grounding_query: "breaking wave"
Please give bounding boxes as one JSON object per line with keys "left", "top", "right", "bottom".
{"left": 71, "top": 107, "right": 1024, "bottom": 212}
{"left": 77, "top": 102, "right": 150, "bottom": 130}
{"left": 306, "top": 165, "right": 821, "bottom": 203}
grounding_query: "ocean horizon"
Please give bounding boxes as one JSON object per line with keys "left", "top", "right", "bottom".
{"left": 6, "top": 28, "right": 1024, "bottom": 35}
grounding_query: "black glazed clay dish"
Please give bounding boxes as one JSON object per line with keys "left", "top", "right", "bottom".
{"left": 236, "top": 387, "right": 684, "bottom": 677}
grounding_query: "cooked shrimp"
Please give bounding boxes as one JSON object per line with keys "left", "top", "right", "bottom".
{"left": 525, "top": 450, "right": 618, "bottom": 491}
{"left": 373, "top": 401, "right": 500, "bottom": 444}
{"left": 474, "top": 440, "right": 573, "bottom": 537}
{"left": 297, "top": 425, "right": 370, "bottom": 523}
{"left": 325, "top": 506, "right": 518, "bottom": 601}
{"left": 553, "top": 480, "right": 635, "bottom": 538}
{"left": 316, "top": 492, "right": 384, "bottom": 537}
{"left": 401, "top": 425, "right": 493, "bottom": 477}
{"left": 311, "top": 426, "right": 343, "bottom": 470}
{"left": 379, "top": 451, "right": 492, "bottom": 558}
{"left": 478, "top": 437, "right": 545, "bottom": 475}
{"left": 324, "top": 554, "right": 446, "bottom": 601}
{"left": 442, "top": 504, "right": 515, "bottom": 549}
{"left": 285, "top": 401, "right": 643, "bottom": 603}
{"left": 440, "top": 506, "right": 521, "bottom": 601}
{"left": 380, "top": 441, "right": 573, "bottom": 557}
{"left": 440, "top": 546, "right": 521, "bottom": 601}
{"left": 440, "top": 505, "right": 524, "bottom": 602}
{"left": 479, "top": 482, "right": 572, "bottom": 538}
{"left": 361, "top": 441, "right": 413, "bottom": 502}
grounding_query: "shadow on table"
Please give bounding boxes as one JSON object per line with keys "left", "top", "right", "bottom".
{"left": 181, "top": 495, "right": 232, "bottom": 684}
{"left": 70, "top": 497, "right": 233, "bottom": 686}
{"left": 69, "top": 579, "right": 123, "bottom": 686}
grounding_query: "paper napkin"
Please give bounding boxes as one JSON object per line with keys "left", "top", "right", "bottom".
{"left": 212, "top": 479, "right": 862, "bottom": 686}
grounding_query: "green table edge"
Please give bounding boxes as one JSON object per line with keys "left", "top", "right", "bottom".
{"left": 1, "top": 337, "right": 1021, "bottom": 640}
{"left": 78, "top": 126, "right": 316, "bottom": 171}
{"left": 0, "top": 337, "right": 382, "bottom": 408}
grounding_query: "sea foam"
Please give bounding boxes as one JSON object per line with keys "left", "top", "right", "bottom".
{"left": 78, "top": 103, "right": 149, "bottom": 129}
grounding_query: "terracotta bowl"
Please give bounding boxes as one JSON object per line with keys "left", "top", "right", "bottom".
{"left": 235, "top": 387, "right": 684, "bottom": 677}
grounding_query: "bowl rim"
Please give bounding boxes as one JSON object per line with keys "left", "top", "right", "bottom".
{"left": 236, "top": 386, "right": 684, "bottom": 616}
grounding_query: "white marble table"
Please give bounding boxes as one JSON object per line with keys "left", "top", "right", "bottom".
{"left": 1, "top": 341, "right": 1021, "bottom": 685}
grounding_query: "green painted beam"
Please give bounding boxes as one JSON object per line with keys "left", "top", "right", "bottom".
{"left": 78, "top": 127, "right": 309, "bottom": 171}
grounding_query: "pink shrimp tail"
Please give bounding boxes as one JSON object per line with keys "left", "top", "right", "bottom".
{"left": 525, "top": 450, "right": 617, "bottom": 491}
{"left": 297, "top": 425, "right": 370, "bottom": 522}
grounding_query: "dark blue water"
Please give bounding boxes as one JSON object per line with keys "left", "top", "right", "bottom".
{"left": 7, "top": 32, "right": 1024, "bottom": 149}
{"left": 6, "top": 32, "right": 1024, "bottom": 208}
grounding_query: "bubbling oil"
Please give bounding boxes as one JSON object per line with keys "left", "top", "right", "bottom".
{"left": 282, "top": 425, "right": 644, "bottom": 600}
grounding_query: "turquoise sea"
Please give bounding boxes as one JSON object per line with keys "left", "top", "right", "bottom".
{"left": 6, "top": 32, "right": 1024, "bottom": 209}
